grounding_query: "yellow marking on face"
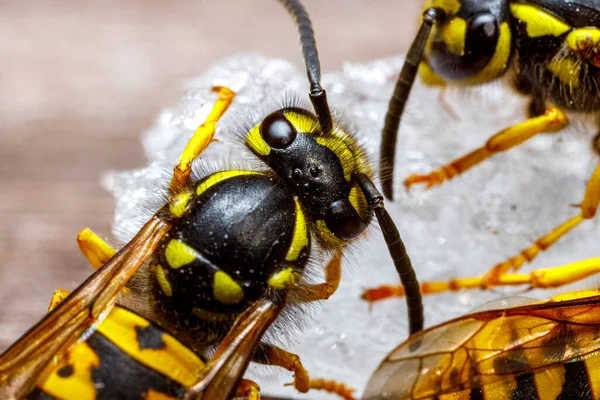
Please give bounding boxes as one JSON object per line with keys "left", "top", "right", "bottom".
{"left": 464, "top": 22, "right": 512, "bottom": 85}
{"left": 510, "top": 3, "right": 571, "bottom": 38}
{"left": 196, "top": 170, "right": 262, "bottom": 197}
{"left": 440, "top": 17, "right": 467, "bottom": 56}
{"left": 315, "top": 136, "right": 357, "bottom": 181}
{"left": 169, "top": 192, "right": 192, "bottom": 218}
{"left": 316, "top": 219, "right": 347, "bottom": 249}
{"left": 424, "top": 0, "right": 460, "bottom": 17}
{"left": 37, "top": 342, "right": 99, "bottom": 400}
{"left": 96, "top": 307, "right": 204, "bottom": 387}
{"left": 348, "top": 184, "right": 369, "bottom": 220}
{"left": 165, "top": 239, "right": 197, "bottom": 269}
{"left": 246, "top": 123, "right": 271, "bottom": 156}
{"left": 155, "top": 265, "right": 173, "bottom": 297}
{"left": 268, "top": 267, "right": 295, "bottom": 290}
{"left": 213, "top": 270, "right": 244, "bottom": 304}
{"left": 285, "top": 200, "right": 308, "bottom": 261}
{"left": 419, "top": 61, "right": 448, "bottom": 86}
{"left": 567, "top": 28, "right": 600, "bottom": 51}
{"left": 547, "top": 58, "right": 581, "bottom": 88}
{"left": 585, "top": 352, "right": 600, "bottom": 398}
{"left": 283, "top": 110, "right": 318, "bottom": 134}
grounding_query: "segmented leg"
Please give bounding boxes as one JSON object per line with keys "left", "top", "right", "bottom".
{"left": 169, "top": 86, "right": 236, "bottom": 195}
{"left": 257, "top": 344, "right": 356, "bottom": 399}
{"left": 404, "top": 107, "right": 568, "bottom": 189}
{"left": 297, "top": 251, "right": 342, "bottom": 302}
{"left": 235, "top": 379, "right": 260, "bottom": 400}
{"left": 482, "top": 162, "right": 600, "bottom": 284}
{"left": 77, "top": 228, "right": 116, "bottom": 270}
{"left": 362, "top": 257, "right": 600, "bottom": 302}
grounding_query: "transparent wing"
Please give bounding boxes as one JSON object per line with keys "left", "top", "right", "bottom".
{"left": 363, "top": 294, "right": 600, "bottom": 400}
{"left": 0, "top": 215, "right": 171, "bottom": 398}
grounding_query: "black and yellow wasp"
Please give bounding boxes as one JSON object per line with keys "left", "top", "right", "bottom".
{"left": 363, "top": 286, "right": 600, "bottom": 399}
{"left": 364, "top": 0, "right": 600, "bottom": 301}
{"left": 0, "top": 0, "right": 424, "bottom": 399}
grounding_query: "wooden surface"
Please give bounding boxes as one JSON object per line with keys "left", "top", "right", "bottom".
{"left": 0, "top": 1, "right": 419, "bottom": 349}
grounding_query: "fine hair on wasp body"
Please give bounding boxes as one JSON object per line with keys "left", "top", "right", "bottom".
{"left": 363, "top": 0, "right": 600, "bottom": 302}
{"left": 0, "top": 1, "right": 424, "bottom": 398}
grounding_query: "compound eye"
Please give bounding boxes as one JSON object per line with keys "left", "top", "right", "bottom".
{"left": 429, "top": 12, "right": 499, "bottom": 80}
{"left": 260, "top": 111, "right": 297, "bottom": 149}
{"left": 468, "top": 13, "right": 498, "bottom": 57}
{"left": 324, "top": 199, "right": 368, "bottom": 241}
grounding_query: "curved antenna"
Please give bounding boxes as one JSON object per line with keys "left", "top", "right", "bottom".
{"left": 356, "top": 173, "right": 424, "bottom": 335}
{"left": 380, "top": 8, "right": 443, "bottom": 200}
{"left": 278, "top": 0, "right": 333, "bottom": 134}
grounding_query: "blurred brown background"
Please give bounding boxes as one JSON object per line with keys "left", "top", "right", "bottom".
{"left": 0, "top": 0, "right": 420, "bottom": 349}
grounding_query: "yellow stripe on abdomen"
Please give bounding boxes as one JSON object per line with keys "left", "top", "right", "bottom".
{"left": 585, "top": 353, "right": 600, "bottom": 398}
{"left": 96, "top": 307, "right": 204, "bottom": 387}
{"left": 533, "top": 364, "right": 565, "bottom": 399}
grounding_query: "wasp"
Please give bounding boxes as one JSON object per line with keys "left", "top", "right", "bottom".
{"left": 363, "top": 281, "right": 600, "bottom": 399}
{"left": 364, "top": 0, "right": 600, "bottom": 302}
{"left": 0, "top": 0, "right": 424, "bottom": 398}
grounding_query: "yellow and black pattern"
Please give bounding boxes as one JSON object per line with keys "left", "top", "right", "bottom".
{"left": 30, "top": 306, "right": 204, "bottom": 400}
{"left": 363, "top": 291, "right": 600, "bottom": 399}
{"left": 143, "top": 168, "right": 311, "bottom": 351}
{"left": 420, "top": 0, "right": 600, "bottom": 111}
{"left": 246, "top": 107, "right": 373, "bottom": 249}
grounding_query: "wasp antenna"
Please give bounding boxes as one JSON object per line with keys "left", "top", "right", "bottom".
{"left": 355, "top": 172, "right": 424, "bottom": 335}
{"left": 380, "top": 8, "right": 443, "bottom": 200}
{"left": 279, "top": 0, "right": 333, "bottom": 134}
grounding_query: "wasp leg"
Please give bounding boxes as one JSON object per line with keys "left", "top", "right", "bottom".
{"left": 77, "top": 228, "right": 116, "bottom": 270}
{"left": 362, "top": 257, "right": 600, "bottom": 302}
{"left": 302, "top": 378, "right": 356, "bottom": 400}
{"left": 47, "top": 289, "right": 71, "bottom": 312}
{"left": 235, "top": 379, "right": 261, "bottom": 400}
{"left": 404, "top": 107, "right": 568, "bottom": 189}
{"left": 256, "top": 344, "right": 356, "bottom": 399}
{"left": 169, "top": 86, "right": 235, "bottom": 194}
{"left": 483, "top": 162, "right": 600, "bottom": 284}
{"left": 296, "top": 251, "right": 342, "bottom": 302}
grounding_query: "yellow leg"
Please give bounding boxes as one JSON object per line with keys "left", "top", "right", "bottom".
{"left": 47, "top": 289, "right": 71, "bottom": 312}
{"left": 261, "top": 345, "right": 311, "bottom": 393}
{"left": 235, "top": 379, "right": 261, "bottom": 400}
{"left": 302, "top": 378, "right": 356, "bottom": 400}
{"left": 297, "top": 251, "right": 342, "bottom": 302}
{"left": 361, "top": 257, "right": 600, "bottom": 302}
{"left": 259, "top": 344, "right": 356, "bottom": 399}
{"left": 483, "top": 162, "right": 600, "bottom": 283}
{"left": 169, "top": 86, "right": 236, "bottom": 195}
{"left": 404, "top": 107, "right": 568, "bottom": 189}
{"left": 77, "top": 228, "right": 116, "bottom": 270}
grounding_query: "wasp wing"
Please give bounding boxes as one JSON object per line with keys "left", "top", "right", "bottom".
{"left": 0, "top": 215, "right": 171, "bottom": 399}
{"left": 363, "top": 294, "right": 600, "bottom": 400}
{"left": 186, "top": 295, "right": 286, "bottom": 400}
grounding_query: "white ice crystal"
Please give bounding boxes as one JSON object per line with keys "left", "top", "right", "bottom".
{"left": 104, "top": 54, "right": 600, "bottom": 399}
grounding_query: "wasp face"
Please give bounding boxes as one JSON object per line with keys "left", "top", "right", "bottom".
{"left": 247, "top": 108, "right": 372, "bottom": 244}
{"left": 423, "top": 0, "right": 512, "bottom": 85}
